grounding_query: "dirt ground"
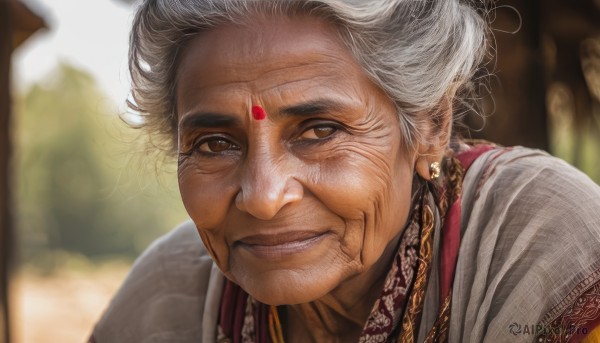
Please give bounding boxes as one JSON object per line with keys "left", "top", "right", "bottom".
{"left": 10, "top": 263, "right": 130, "bottom": 343}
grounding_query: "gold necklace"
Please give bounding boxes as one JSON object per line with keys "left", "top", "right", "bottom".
{"left": 268, "top": 305, "right": 285, "bottom": 343}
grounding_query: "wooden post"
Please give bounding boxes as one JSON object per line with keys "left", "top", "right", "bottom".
{"left": 462, "top": 0, "right": 549, "bottom": 150}
{"left": 0, "top": 0, "right": 13, "bottom": 341}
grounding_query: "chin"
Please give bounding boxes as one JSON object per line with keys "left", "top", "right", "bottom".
{"left": 225, "top": 233, "right": 358, "bottom": 304}
{"left": 233, "top": 268, "right": 345, "bottom": 305}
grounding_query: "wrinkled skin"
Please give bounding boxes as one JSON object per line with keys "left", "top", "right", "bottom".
{"left": 176, "top": 14, "right": 445, "bottom": 342}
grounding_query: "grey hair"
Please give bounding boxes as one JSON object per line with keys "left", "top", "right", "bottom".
{"left": 127, "top": 0, "right": 490, "bottom": 153}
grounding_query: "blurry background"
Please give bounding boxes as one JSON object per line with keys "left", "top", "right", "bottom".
{"left": 1, "top": 0, "right": 600, "bottom": 342}
{"left": 3, "top": 0, "right": 187, "bottom": 342}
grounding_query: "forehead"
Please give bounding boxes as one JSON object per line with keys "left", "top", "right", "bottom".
{"left": 185, "top": 14, "right": 346, "bottom": 62}
{"left": 175, "top": 14, "right": 374, "bottom": 109}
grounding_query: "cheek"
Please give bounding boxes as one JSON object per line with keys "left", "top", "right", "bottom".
{"left": 308, "top": 140, "right": 414, "bottom": 263}
{"left": 177, "top": 162, "right": 236, "bottom": 269}
{"left": 312, "top": 141, "right": 412, "bottom": 217}
{"left": 178, "top": 163, "right": 231, "bottom": 225}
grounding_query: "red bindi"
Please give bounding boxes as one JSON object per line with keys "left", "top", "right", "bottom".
{"left": 251, "top": 105, "right": 266, "bottom": 120}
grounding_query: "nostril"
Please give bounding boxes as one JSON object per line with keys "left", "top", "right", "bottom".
{"left": 234, "top": 189, "right": 248, "bottom": 212}
{"left": 282, "top": 181, "right": 304, "bottom": 203}
{"left": 234, "top": 188, "right": 276, "bottom": 220}
{"left": 234, "top": 183, "right": 301, "bottom": 220}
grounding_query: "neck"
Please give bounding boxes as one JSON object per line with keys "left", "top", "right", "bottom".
{"left": 282, "top": 233, "right": 402, "bottom": 343}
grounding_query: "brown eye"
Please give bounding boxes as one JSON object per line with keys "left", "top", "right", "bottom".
{"left": 301, "top": 126, "right": 337, "bottom": 140}
{"left": 198, "top": 138, "right": 237, "bottom": 153}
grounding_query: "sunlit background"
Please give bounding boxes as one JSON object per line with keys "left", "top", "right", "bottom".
{"left": 4, "top": 0, "right": 600, "bottom": 342}
{"left": 9, "top": 0, "right": 187, "bottom": 342}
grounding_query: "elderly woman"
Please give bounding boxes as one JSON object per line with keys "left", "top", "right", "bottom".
{"left": 91, "top": 0, "right": 600, "bottom": 342}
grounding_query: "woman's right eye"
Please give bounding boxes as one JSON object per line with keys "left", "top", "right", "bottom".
{"left": 300, "top": 125, "right": 337, "bottom": 140}
{"left": 196, "top": 137, "right": 240, "bottom": 154}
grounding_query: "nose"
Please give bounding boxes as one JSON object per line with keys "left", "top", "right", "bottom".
{"left": 235, "top": 154, "right": 304, "bottom": 220}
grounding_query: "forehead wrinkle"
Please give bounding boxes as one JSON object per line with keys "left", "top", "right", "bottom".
{"left": 217, "top": 14, "right": 347, "bottom": 62}
{"left": 176, "top": 53, "right": 353, "bottom": 111}
{"left": 176, "top": 15, "right": 381, "bottom": 127}
{"left": 213, "top": 51, "right": 357, "bottom": 92}
{"left": 248, "top": 57, "right": 365, "bottom": 106}
{"left": 253, "top": 74, "right": 342, "bottom": 101}
{"left": 176, "top": 84, "right": 252, "bottom": 121}
{"left": 176, "top": 15, "right": 356, "bottom": 85}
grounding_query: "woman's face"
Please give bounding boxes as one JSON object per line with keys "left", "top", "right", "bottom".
{"left": 176, "top": 15, "right": 416, "bottom": 305}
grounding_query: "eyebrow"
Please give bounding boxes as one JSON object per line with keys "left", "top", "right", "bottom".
{"left": 279, "top": 99, "right": 345, "bottom": 118}
{"left": 178, "top": 99, "right": 347, "bottom": 130}
{"left": 179, "top": 112, "right": 241, "bottom": 131}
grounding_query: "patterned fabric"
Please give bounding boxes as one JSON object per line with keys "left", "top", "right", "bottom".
{"left": 358, "top": 186, "right": 424, "bottom": 343}
{"left": 536, "top": 274, "right": 600, "bottom": 343}
{"left": 217, "top": 281, "right": 269, "bottom": 343}
{"left": 397, "top": 197, "right": 436, "bottom": 343}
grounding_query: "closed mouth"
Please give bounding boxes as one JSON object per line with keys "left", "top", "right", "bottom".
{"left": 236, "top": 230, "right": 330, "bottom": 258}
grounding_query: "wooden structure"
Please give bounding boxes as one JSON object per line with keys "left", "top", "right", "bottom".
{"left": 0, "top": 1, "right": 45, "bottom": 342}
{"left": 464, "top": 0, "right": 600, "bottom": 152}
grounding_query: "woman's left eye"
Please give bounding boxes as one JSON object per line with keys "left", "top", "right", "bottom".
{"left": 300, "top": 125, "right": 338, "bottom": 140}
{"left": 195, "top": 137, "right": 240, "bottom": 154}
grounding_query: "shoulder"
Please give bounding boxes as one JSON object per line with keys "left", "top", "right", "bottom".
{"left": 453, "top": 146, "right": 600, "bottom": 342}
{"left": 91, "top": 220, "right": 223, "bottom": 343}
{"left": 463, "top": 146, "right": 600, "bottom": 229}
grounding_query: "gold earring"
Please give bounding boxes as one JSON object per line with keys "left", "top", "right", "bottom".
{"left": 429, "top": 162, "right": 441, "bottom": 179}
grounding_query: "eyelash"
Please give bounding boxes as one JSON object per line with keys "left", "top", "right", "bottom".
{"left": 191, "top": 135, "right": 241, "bottom": 156}
{"left": 297, "top": 123, "right": 341, "bottom": 143}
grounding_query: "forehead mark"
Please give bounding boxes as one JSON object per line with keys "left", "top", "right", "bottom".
{"left": 251, "top": 105, "right": 267, "bottom": 121}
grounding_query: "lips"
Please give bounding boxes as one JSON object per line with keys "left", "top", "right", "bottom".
{"left": 236, "top": 230, "right": 330, "bottom": 259}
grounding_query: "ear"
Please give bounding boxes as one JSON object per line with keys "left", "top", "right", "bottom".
{"left": 414, "top": 95, "right": 453, "bottom": 180}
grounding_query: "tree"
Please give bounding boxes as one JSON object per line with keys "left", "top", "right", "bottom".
{"left": 15, "top": 63, "right": 187, "bottom": 267}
